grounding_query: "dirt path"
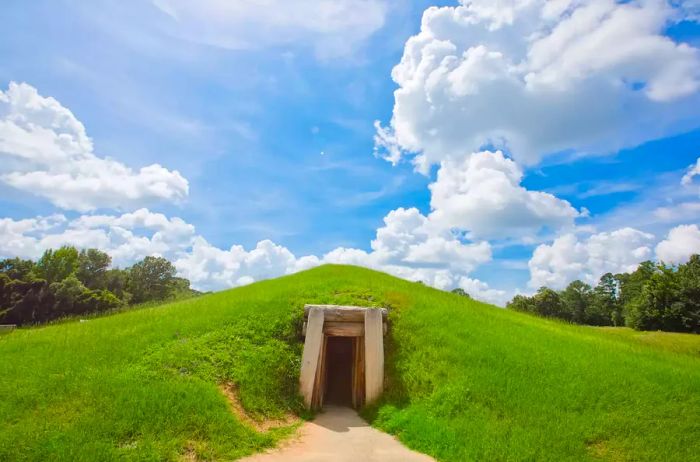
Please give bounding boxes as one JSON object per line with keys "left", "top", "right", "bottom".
{"left": 239, "top": 406, "right": 435, "bottom": 462}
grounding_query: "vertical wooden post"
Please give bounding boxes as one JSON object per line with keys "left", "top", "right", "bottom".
{"left": 364, "top": 309, "right": 384, "bottom": 404}
{"left": 352, "top": 335, "right": 365, "bottom": 409}
{"left": 300, "top": 307, "right": 324, "bottom": 408}
{"left": 311, "top": 335, "right": 327, "bottom": 410}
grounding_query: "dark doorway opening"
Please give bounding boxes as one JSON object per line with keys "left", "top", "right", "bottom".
{"left": 323, "top": 337, "right": 354, "bottom": 406}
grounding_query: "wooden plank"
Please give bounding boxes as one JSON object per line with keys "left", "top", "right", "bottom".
{"left": 352, "top": 336, "right": 365, "bottom": 409}
{"left": 304, "top": 305, "right": 388, "bottom": 322}
{"left": 311, "top": 335, "right": 327, "bottom": 410}
{"left": 324, "top": 322, "right": 363, "bottom": 337}
{"left": 360, "top": 337, "right": 365, "bottom": 408}
{"left": 320, "top": 336, "right": 328, "bottom": 407}
{"left": 364, "top": 309, "right": 384, "bottom": 404}
{"left": 352, "top": 337, "right": 359, "bottom": 408}
{"left": 299, "top": 307, "right": 324, "bottom": 409}
{"left": 303, "top": 320, "right": 387, "bottom": 336}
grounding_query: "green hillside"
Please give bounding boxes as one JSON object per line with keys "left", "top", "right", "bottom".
{"left": 1, "top": 265, "right": 699, "bottom": 461}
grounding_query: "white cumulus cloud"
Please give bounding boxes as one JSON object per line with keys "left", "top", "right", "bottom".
{"left": 428, "top": 151, "right": 581, "bottom": 239}
{"left": 174, "top": 237, "right": 303, "bottom": 291}
{"left": 528, "top": 227, "right": 655, "bottom": 289}
{"left": 0, "top": 207, "right": 502, "bottom": 302}
{"left": 317, "top": 207, "right": 493, "bottom": 292}
{"left": 655, "top": 223, "right": 700, "bottom": 264}
{"left": 0, "top": 208, "right": 195, "bottom": 267}
{"left": 376, "top": 0, "right": 700, "bottom": 170}
{"left": 0, "top": 82, "right": 189, "bottom": 212}
{"left": 457, "top": 276, "right": 509, "bottom": 306}
{"left": 369, "top": 207, "right": 492, "bottom": 271}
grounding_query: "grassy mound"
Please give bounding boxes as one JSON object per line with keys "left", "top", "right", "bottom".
{"left": 1, "top": 265, "right": 698, "bottom": 461}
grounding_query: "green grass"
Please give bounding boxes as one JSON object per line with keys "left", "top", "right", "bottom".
{"left": 592, "top": 326, "right": 700, "bottom": 356}
{"left": 1, "top": 265, "right": 699, "bottom": 461}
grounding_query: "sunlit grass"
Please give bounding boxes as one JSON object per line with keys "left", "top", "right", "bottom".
{"left": 593, "top": 326, "right": 700, "bottom": 356}
{"left": 1, "top": 265, "right": 698, "bottom": 461}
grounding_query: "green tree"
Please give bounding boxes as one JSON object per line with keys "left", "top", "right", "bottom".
{"left": 626, "top": 265, "right": 679, "bottom": 331}
{"left": 0, "top": 273, "right": 13, "bottom": 321}
{"left": 617, "top": 261, "right": 656, "bottom": 308}
{"left": 128, "top": 256, "right": 177, "bottom": 304}
{"left": 51, "top": 274, "right": 123, "bottom": 318}
{"left": 104, "top": 268, "right": 131, "bottom": 303}
{"left": 533, "top": 287, "right": 565, "bottom": 319}
{"left": 506, "top": 294, "right": 536, "bottom": 313}
{"left": 51, "top": 275, "right": 88, "bottom": 316}
{"left": 76, "top": 249, "right": 111, "bottom": 289}
{"left": 451, "top": 288, "right": 472, "bottom": 299}
{"left": 506, "top": 255, "right": 700, "bottom": 333}
{"left": 76, "top": 289, "right": 122, "bottom": 314}
{"left": 169, "top": 277, "right": 197, "bottom": 300}
{"left": 560, "top": 280, "right": 593, "bottom": 323}
{"left": 34, "top": 246, "right": 79, "bottom": 284}
{"left": 0, "top": 258, "right": 35, "bottom": 280}
{"left": 1, "top": 248, "right": 195, "bottom": 326}
{"left": 675, "top": 255, "right": 700, "bottom": 333}
{"left": 1, "top": 278, "right": 52, "bottom": 325}
{"left": 590, "top": 273, "right": 620, "bottom": 326}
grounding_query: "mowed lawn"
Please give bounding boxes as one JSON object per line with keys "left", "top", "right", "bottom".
{"left": 1, "top": 265, "right": 699, "bottom": 461}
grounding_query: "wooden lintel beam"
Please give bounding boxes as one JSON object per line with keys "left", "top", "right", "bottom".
{"left": 303, "top": 305, "right": 388, "bottom": 322}
{"left": 323, "top": 321, "right": 364, "bottom": 337}
{"left": 302, "top": 321, "right": 387, "bottom": 337}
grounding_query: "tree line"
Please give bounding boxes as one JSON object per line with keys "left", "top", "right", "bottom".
{"left": 0, "top": 246, "right": 200, "bottom": 326}
{"left": 506, "top": 255, "right": 700, "bottom": 333}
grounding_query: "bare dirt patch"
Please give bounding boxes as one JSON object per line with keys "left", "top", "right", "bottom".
{"left": 219, "top": 383, "right": 299, "bottom": 432}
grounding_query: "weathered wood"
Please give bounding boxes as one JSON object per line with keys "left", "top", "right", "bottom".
{"left": 352, "top": 337, "right": 358, "bottom": 408}
{"left": 299, "top": 307, "right": 324, "bottom": 408}
{"left": 304, "top": 305, "right": 387, "bottom": 322}
{"left": 311, "top": 335, "right": 328, "bottom": 410}
{"left": 352, "top": 336, "right": 365, "bottom": 409}
{"left": 364, "top": 309, "right": 384, "bottom": 404}
{"left": 302, "top": 320, "right": 387, "bottom": 336}
{"left": 324, "top": 322, "right": 363, "bottom": 337}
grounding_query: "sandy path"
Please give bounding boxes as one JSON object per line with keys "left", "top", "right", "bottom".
{"left": 239, "top": 406, "right": 435, "bottom": 462}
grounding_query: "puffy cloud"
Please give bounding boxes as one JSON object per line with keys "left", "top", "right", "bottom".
{"left": 369, "top": 207, "right": 492, "bottom": 271}
{"left": 428, "top": 151, "right": 581, "bottom": 238}
{"left": 174, "top": 237, "right": 301, "bottom": 291}
{"left": 528, "top": 228, "right": 655, "bottom": 289}
{"left": 0, "top": 82, "right": 189, "bottom": 212}
{"left": 319, "top": 207, "right": 493, "bottom": 292}
{"left": 376, "top": 0, "right": 700, "bottom": 169}
{"left": 0, "top": 206, "right": 500, "bottom": 300}
{"left": 0, "top": 215, "right": 67, "bottom": 260}
{"left": 457, "top": 276, "right": 509, "bottom": 306}
{"left": 0, "top": 209, "right": 195, "bottom": 267}
{"left": 682, "top": 157, "right": 700, "bottom": 187}
{"left": 655, "top": 224, "right": 700, "bottom": 264}
{"left": 151, "top": 0, "right": 388, "bottom": 58}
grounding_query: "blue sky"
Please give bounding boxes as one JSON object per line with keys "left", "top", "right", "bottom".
{"left": 2, "top": 0, "right": 700, "bottom": 304}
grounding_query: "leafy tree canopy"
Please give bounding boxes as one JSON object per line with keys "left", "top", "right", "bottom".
{"left": 0, "top": 248, "right": 199, "bottom": 326}
{"left": 507, "top": 256, "right": 700, "bottom": 333}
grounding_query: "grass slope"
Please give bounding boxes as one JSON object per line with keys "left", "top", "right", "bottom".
{"left": 1, "top": 265, "right": 699, "bottom": 461}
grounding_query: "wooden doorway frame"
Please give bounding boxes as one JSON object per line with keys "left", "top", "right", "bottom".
{"left": 299, "top": 305, "right": 388, "bottom": 410}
